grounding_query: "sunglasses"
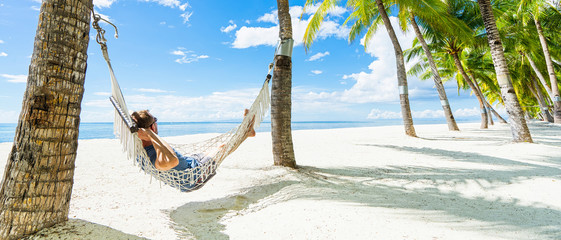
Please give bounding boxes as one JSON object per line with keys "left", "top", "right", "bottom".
{"left": 151, "top": 117, "right": 158, "bottom": 126}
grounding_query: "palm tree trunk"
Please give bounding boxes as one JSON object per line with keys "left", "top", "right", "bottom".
{"left": 409, "top": 13, "right": 459, "bottom": 131}
{"left": 488, "top": 104, "right": 508, "bottom": 124}
{"left": 376, "top": 0, "right": 416, "bottom": 137}
{"left": 452, "top": 52, "right": 488, "bottom": 129}
{"left": 0, "top": 0, "right": 92, "bottom": 238}
{"left": 534, "top": 18, "right": 561, "bottom": 123}
{"left": 469, "top": 72, "right": 494, "bottom": 125}
{"left": 530, "top": 75, "right": 554, "bottom": 122}
{"left": 478, "top": 0, "right": 533, "bottom": 142}
{"left": 272, "top": 0, "right": 296, "bottom": 168}
{"left": 525, "top": 53, "right": 553, "bottom": 101}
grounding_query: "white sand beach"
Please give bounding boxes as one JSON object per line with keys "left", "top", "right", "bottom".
{"left": 1, "top": 121, "right": 561, "bottom": 240}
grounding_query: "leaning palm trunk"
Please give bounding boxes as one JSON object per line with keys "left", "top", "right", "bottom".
{"left": 0, "top": 0, "right": 92, "bottom": 239}
{"left": 272, "top": 0, "right": 296, "bottom": 168}
{"left": 470, "top": 74, "right": 494, "bottom": 125}
{"left": 534, "top": 18, "right": 561, "bottom": 123}
{"left": 530, "top": 75, "right": 554, "bottom": 122}
{"left": 478, "top": 0, "right": 533, "bottom": 142}
{"left": 410, "top": 13, "right": 459, "bottom": 131}
{"left": 452, "top": 52, "right": 488, "bottom": 129}
{"left": 376, "top": 0, "right": 416, "bottom": 137}
{"left": 526, "top": 54, "right": 553, "bottom": 101}
{"left": 488, "top": 104, "right": 508, "bottom": 124}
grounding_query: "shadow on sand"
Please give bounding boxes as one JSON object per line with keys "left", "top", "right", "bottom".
{"left": 169, "top": 122, "right": 561, "bottom": 239}
{"left": 23, "top": 219, "right": 147, "bottom": 240}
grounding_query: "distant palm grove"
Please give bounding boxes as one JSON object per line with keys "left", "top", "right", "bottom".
{"left": 304, "top": 0, "right": 561, "bottom": 143}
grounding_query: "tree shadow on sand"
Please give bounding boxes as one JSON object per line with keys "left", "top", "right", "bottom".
{"left": 292, "top": 143, "right": 561, "bottom": 239}
{"left": 22, "top": 219, "right": 147, "bottom": 240}
{"left": 169, "top": 143, "right": 561, "bottom": 239}
{"left": 169, "top": 180, "right": 299, "bottom": 240}
{"left": 425, "top": 121, "right": 561, "bottom": 147}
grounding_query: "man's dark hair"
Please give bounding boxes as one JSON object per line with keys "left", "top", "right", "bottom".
{"left": 131, "top": 110, "right": 155, "bottom": 128}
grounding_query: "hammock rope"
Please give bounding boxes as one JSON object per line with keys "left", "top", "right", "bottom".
{"left": 92, "top": 12, "right": 273, "bottom": 192}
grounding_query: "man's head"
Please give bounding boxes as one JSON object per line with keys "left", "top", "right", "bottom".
{"left": 131, "top": 110, "right": 157, "bottom": 129}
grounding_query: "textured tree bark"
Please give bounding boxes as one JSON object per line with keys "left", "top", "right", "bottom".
{"left": 452, "top": 52, "right": 488, "bottom": 129}
{"left": 0, "top": 0, "right": 92, "bottom": 239}
{"left": 376, "top": 0, "right": 416, "bottom": 137}
{"left": 409, "top": 13, "right": 459, "bottom": 131}
{"left": 469, "top": 73, "right": 494, "bottom": 125}
{"left": 530, "top": 75, "right": 554, "bottom": 122}
{"left": 526, "top": 54, "right": 553, "bottom": 101}
{"left": 534, "top": 18, "right": 561, "bottom": 123}
{"left": 478, "top": 0, "right": 533, "bottom": 142}
{"left": 272, "top": 0, "right": 296, "bottom": 168}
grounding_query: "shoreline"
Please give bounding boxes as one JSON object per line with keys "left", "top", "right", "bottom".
{"left": 1, "top": 121, "right": 560, "bottom": 240}
{"left": 0, "top": 119, "right": 485, "bottom": 143}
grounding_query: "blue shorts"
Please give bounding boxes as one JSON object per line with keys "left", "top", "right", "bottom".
{"left": 143, "top": 145, "right": 201, "bottom": 171}
{"left": 144, "top": 145, "right": 213, "bottom": 192}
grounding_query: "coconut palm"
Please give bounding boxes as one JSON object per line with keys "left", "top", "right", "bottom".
{"left": 403, "top": 1, "right": 463, "bottom": 131}
{"left": 272, "top": 0, "right": 297, "bottom": 168}
{"left": 405, "top": 0, "right": 492, "bottom": 129}
{"left": 477, "top": 0, "right": 533, "bottom": 142}
{"left": 0, "top": 0, "right": 93, "bottom": 238}
{"left": 496, "top": 7, "right": 555, "bottom": 121}
{"left": 304, "top": 0, "right": 417, "bottom": 137}
{"left": 518, "top": 0, "right": 561, "bottom": 123}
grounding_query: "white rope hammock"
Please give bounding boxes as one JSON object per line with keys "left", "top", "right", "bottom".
{"left": 92, "top": 13, "right": 272, "bottom": 192}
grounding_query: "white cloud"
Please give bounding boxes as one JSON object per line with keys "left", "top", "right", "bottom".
{"left": 31, "top": 6, "right": 41, "bottom": 11}
{"left": 180, "top": 11, "right": 193, "bottom": 23}
{"left": 0, "top": 40, "right": 4, "bottom": 44}
{"left": 307, "top": 51, "right": 330, "bottom": 61}
{"left": 179, "top": 3, "right": 188, "bottom": 11}
{"left": 0, "top": 52, "right": 7, "bottom": 57}
{"left": 230, "top": 5, "right": 349, "bottom": 49}
{"left": 172, "top": 48, "right": 209, "bottom": 64}
{"left": 232, "top": 26, "right": 279, "bottom": 48}
{"left": 453, "top": 107, "right": 480, "bottom": 117}
{"left": 136, "top": 88, "right": 172, "bottom": 93}
{"left": 367, "top": 109, "right": 401, "bottom": 119}
{"left": 413, "top": 109, "right": 444, "bottom": 118}
{"left": 339, "top": 16, "right": 418, "bottom": 104}
{"left": 171, "top": 49, "right": 189, "bottom": 56}
{"left": 122, "top": 88, "right": 263, "bottom": 122}
{"left": 93, "top": 0, "right": 117, "bottom": 8}
{"left": 367, "top": 108, "right": 446, "bottom": 120}
{"left": 258, "top": 13, "right": 277, "bottom": 23}
{"left": 142, "top": 0, "right": 182, "bottom": 8}
{"left": 221, "top": 21, "right": 238, "bottom": 33}
{"left": 295, "top": 4, "right": 347, "bottom": 18}
{"left": 311, "top": 70, "right": 322, "bottom": 75}
{"left": 0, "top": 110, "right": 20, "bottom": 123}
{"left": 94, "top": 92, "right": 111, "bottom": 96}
{"left": 2, "top": 74, "right": 27, "bottom": 83}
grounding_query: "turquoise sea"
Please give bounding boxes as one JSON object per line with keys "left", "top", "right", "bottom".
{"left": 0, "top": 119, "right": 478, "bottom": 143}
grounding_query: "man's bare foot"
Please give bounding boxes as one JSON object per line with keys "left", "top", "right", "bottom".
{"left": 244, "top": 109, "right": 256, "bottom": 137}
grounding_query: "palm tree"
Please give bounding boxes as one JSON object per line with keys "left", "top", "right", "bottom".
{"left": 477, "top": 0, "right": 533, "bottom": 142}
{"left": 373, "top": 0, "right": 416, "bottom": 137}
{"left": 272, "top": 0, "right": 297, "bottom": 168}
{"left": 304, "top": 0, "right": 417, "bottom": 137}
{"left": 0, "top": 0, "right": 93, "bottom": 238}
{"left": 518, "top": 0, "right": 561, "bottom": 123}
{"left": 407, "top": 10, "right": 460, "bottom": 131}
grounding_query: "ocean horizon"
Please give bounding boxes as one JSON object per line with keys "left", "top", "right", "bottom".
{"left": 0, "top": 119, "right": 480, "bottom": 143}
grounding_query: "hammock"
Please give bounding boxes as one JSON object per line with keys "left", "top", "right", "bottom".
{"left": 91, "top": 14, "right": 283, "bottom": 192}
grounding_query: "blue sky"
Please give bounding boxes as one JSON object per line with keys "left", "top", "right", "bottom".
{"left": 0, "top": 0, "right": 488, "bottom": 123}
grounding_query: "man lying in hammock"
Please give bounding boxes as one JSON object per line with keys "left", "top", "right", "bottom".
{"left": 131, "top": 109, "right": 256, "bottom": 172}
